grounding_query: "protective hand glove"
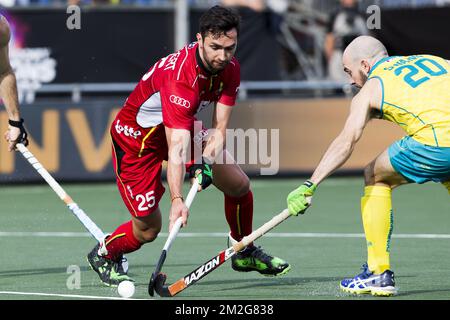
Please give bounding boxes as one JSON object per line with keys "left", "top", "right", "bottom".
{"left": 188, "top": 160, "right": 213, "bottom": 190}
{"left": 287, "top": 180, "right": 317, "bottom": 216}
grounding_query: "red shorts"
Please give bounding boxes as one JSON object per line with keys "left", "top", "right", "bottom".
{"left": 111, "top": 122, "right": 206, "bottom": 217}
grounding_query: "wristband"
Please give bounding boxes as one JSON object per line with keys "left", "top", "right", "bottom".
{"left": 304, "top": 180, "right": 314, "bottom": 188}
{"left": 8, "top": 118, "right": 24, "bottom": 128}
{"left": 171, "top": 195, "right": 184, "bottom": 202}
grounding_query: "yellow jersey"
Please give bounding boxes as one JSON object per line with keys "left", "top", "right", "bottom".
{"left": 368, "top": 54, "right": 450, "bottom": 147}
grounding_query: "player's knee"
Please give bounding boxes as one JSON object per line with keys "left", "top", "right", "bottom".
{"left": 363, "top": 163, "right": 376, "bottom": 185}
{"left": 232, "top": 175, "right": 250, "bottom": 197}
{"left": 138, "top": 228, "right": 160, "bottom": 243}
{"left": 132, "top": 207, "right": 162, "bottom": 243}
{"left": 133, "top": 222, "right": 161, "bottom": 243}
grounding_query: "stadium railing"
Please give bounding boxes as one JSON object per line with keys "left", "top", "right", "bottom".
{"left": 30, "top": 80, "right": 350, "bottom": 103}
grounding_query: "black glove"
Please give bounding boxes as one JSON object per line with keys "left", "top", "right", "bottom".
{"left": 188, "top": 160, "right": 213, "bottom": 190}
{"left": 8, "top": 118, "right": 29, "bottom": 146}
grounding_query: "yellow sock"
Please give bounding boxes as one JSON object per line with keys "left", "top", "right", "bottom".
{"left": 442, "top": 181, "right": 450, "bottom": 195}
{"left": 361, "top": 186, "right": 393, "bottom": 274}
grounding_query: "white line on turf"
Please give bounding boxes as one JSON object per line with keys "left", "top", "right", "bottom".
{"left": 0, "top": 291, "right": 152, "bottom": 300}
{"left": 1, "top": 231, "right": 450, "bottom": 239}
{"left": 0, "top": 231, "right": 91, "bottom": 237}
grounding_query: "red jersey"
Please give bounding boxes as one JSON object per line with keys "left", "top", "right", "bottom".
{"left": 112, "top": 42, "right": 240, "bottom": 153}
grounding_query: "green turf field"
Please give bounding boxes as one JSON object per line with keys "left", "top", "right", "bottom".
{"left": 0, "top": 178, "right": 449, "bottom": 300}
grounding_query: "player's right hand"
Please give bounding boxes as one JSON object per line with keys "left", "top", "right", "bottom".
{"left": 188, "top": 161, "right": 213, "bottom": 191}
{"left": 287, "top": 180, "right": 317, "bottom": 216}
{"left": 169, "top": 198, "right": 189, "bottom": 231}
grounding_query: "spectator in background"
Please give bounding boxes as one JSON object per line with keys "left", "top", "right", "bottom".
{"left": 0, "top": 0, "right": 15, "bottom": 6}
{"left": 221, "top": 0, "right": 265, "bottom": 12}
{"left": 324, "top": 0, "right": 368, "bottom": 82}
{"left": 221, "top": 0, "right": 288, "bottom": 81}
{"left": 221, "top": 0, "right": 288, "bottom": 33}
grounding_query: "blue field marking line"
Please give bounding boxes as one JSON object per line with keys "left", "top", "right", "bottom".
{"left": 1, "top": 231, "right": 450, "bottom": 239}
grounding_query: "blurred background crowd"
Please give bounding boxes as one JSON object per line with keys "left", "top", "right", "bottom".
{"left": 2, "top": 0, "right": 449, "bottom": 7}
{"left": 2, "top": 0, "right": 449, "bottom": 84}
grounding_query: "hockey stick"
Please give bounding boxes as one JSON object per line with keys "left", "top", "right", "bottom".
{"left": 16, "top": 143, "right": 129, "bottom": 271}
{"left": 153, "top": 208, "right": 291, "bottom": 297}
{"left": 16, "top": 143, "right": 106, "bottom": 241}
{"left": 148, "top": 179, "right": 199, "bottom": 296}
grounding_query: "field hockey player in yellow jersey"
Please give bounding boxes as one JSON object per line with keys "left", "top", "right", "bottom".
{"left": 286, "top": 35, "right": 450, "bottom": 296}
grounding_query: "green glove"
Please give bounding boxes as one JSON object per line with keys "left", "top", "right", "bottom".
{"left": 287, "top": 180, "right": 317, "bottom": 216}
{"left": 189, "top": 161, "right": 213, "bottom": 190}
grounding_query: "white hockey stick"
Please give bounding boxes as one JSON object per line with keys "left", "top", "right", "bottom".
{"left": 148, "top": 179, "right": 199, "bottom": 296}
{"left": 16, "top": 143, "right": 129, "bottom": 270}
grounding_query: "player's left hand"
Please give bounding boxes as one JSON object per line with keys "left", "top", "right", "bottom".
{"left": 287, "top": 180, "right": 317, "bottom": 216}
{"left": 4, "top": 118, "right": 29, "bottom": 151}
{"left": 188, "top": 161, "right": 213, "bottom": 191}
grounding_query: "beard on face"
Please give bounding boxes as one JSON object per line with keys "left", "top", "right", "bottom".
{"left": 202, "top": 48, "right": 229, "bottom": 73}
{"left": 356, "top": 70, "right": 368, "bottom": 88}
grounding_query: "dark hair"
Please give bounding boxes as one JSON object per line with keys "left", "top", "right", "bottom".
{"left": 199, "top": 5, "right": 241, "bottom": 39}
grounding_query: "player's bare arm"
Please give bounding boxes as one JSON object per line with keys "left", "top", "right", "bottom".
{"left": 287, "top": 78, "right": 381, "bottom": 215}
{"left": 309, "top": 80, "right": 379, "bottom": 185}
{"left": 165, "top": 126, "right": 191, "bottom": 230}
{"left": 0, "top": 16, "right": 17, "bottom": 119}
{"left": 202, "top": 102, "right": 233, "bottom": 163}
{"left": 0, "top": 15, "right": 28, "bottom": 151}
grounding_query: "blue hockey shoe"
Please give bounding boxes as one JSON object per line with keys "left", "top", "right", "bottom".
{"left": 340, "top": 263, "right": 397, "bottom": 296}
